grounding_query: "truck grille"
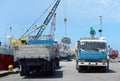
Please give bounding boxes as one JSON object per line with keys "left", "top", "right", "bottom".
{"left": 84, "top": 59, "right": 102, "bottom": 62}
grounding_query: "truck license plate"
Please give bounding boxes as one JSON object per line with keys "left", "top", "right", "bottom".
{"left": 90, "top": 63, "right": 96, "bottom": 65}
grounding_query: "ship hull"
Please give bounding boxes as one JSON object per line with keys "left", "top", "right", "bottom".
{"left": 0, "top": 47, "right": 18, "bottom": 70}
{"left": 0, "top": 54, "right": 14, "bottom": 70}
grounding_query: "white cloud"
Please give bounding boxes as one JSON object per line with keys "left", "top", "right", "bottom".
{"left": 99, "top": 0, "right": 120, "bottom": 9}
{"left": 99, "top": 0, "right": 110, "bottom": 6}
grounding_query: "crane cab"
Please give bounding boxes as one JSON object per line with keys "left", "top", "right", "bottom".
{"left": 11, "top": 38, "right": 27, "bottom": 48}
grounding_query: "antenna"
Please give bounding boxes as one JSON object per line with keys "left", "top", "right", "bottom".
{"left": 99, "top": 16, "right": 103, "bottom": 37}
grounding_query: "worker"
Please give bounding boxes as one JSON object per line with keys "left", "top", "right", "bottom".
{"left": 90, "top": 27, "right": 96, "bottom": 39}
{"left": 73, "top": 42, "right": 78, "bottom": 56}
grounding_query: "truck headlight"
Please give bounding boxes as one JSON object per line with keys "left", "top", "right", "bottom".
{"left": 79, "top": 60, "right": 85, "bottom": 64}
{"left": 101, "top": 59, "right": 107, "bottom": 62}
{"left": 79, "top": 60, "right": 85, "bottom": 62}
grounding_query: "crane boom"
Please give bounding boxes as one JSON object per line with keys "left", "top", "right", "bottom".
{"left": 50, "top": 13, "right": 56, "bottom": 39}
{"left": 35, "top": 0, "right": 61, "bottom": 38}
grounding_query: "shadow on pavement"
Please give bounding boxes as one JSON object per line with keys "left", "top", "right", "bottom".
{"left": 107, "top": 69, "right": 116, "bottom": 73}
{"left": 78, "top": 69, "right": 116, "bottom": 73}
{"left": 23, "top": 70, "right": 63, "bottom": 79}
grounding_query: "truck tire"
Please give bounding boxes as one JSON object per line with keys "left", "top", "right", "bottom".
{"left": 48, "top": 70, "right": 54, "bottom": 75}
{"left": 76, "top": 60, "right": 78, "bottom": 70}
{"left": 78, "top": 66, "right": 82, "bottom": 73}
{"left": 20, "top": 71, "right": 25, "bottom": 76}
{"left": 20, "top": 71, "right": 30, "bottom": 76}
{"left": 102, "top": 67, "right": 107, "bottom": 72}
{"left": 25, "top": 71, "right": 30, "bottom": 76}
{"left": 56, "top": 61, "right": 59, "bottom": 68}
{"left": 112, "top": 56, "right": 116, "bottom": 59}
{"left": 48, "top": 62, "right": 55, "bottom": 75}
{"left": 102, "top": 69, "right": 107, "bottom": 72}
{"left": 56, "top": 59, "right": 59, "bottom": 68}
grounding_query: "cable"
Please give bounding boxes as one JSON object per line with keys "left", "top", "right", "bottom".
{"left": 64, "top": 0, "right": 67, "bottom": 36}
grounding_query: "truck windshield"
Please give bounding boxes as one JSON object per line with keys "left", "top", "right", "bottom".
{"left": 80, "top": 42, "right": 106, "bottom": 52}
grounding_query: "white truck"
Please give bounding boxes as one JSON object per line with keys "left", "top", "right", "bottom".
{"left": 75, "top": 37, "right": 109, "bottom": 72}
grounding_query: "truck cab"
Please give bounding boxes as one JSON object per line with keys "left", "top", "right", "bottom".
{"left": 76, "top": 38, "right": 109, "bottom": 72}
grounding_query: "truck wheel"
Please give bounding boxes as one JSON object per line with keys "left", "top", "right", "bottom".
{"left": 78, "top": 67, "right": 82, "bottom": 73}
{"left": 56, "top": 62, "right": 59, "bottom": 68}
{"left": 112, "top": 56, "right": 116, "bottom": 59}
{"left": 102, "top": 67, "right": 107, "bottom": 72}
{"left": 56, "top": 59, "right": 59, "bottom": 68}
{"left": 20, "top": 71, "right": 29, "bottom": 76}
{"left": 20, "top": 71, "right": 25, "bottom": 76}
{"left": 76, "top": 60, "right": 78, "bottom": 70}
{"left": 25, "top": 71, "right": 30, "bottom": 76}
{"left": 48, "top": 63, "right": 55, "bottom": 75}
{"left": 48, "top": 70, "right": 54, "bottom": 75}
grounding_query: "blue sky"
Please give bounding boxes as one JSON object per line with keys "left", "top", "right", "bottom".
{"left": 0, "top": 0, "right": 120, "bottom": 51}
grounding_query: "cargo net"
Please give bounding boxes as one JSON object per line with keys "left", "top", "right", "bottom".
{"left": 29, "top": 35, "right": 53, "bottom": 40}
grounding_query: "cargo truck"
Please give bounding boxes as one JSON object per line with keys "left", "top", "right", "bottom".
{"left": 75, "top": 37, "right": 109, "bottom": 72}
{"left": 109, "top": 50, "right": 119, "bottom": 59}
{"left": 15, "top": 35, "right": 59, "bottom": 76}
{"left": 13, "top": 0, "right": 61, "bottom": 76}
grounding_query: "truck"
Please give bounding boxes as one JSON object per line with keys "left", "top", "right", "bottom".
{"left": 75, "top": 37, "right": 109, "bottom": 72}
{"left": 13, "top": 0, "right": 61, "bottom": 76}
{"left": 59, "top": 44, "right": 72, "bottom": 61}
{"left": 59, "top": 52, "right": 71, "bottom": 61}
{"left": 15, "top": 35, "right": 59, "bottom": 76}
{"left": 109, "top": 50, "right": 119, "bottom": 59}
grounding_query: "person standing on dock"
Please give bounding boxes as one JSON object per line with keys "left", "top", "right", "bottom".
{"left": 90, "top": 27, "right": 96, "bottom": 39}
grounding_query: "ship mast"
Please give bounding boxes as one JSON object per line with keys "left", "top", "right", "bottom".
{"left": 7, "top": 27, "right": 13, "bottom": 45}
{"left": 99, "top": 16, "right": 103, "bottom": 37}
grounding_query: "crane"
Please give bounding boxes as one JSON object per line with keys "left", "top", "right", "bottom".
{"left": 50, "top": 13, "right": 56, "bottom": 40}
{"left": 35, "top": 0, "right": 61, "bottom": 38}
{"left": 19, "top": 0, "right": 61, "bottom": 39}
{"left": 11, "top": 0, "right": 61, "bottom": 46}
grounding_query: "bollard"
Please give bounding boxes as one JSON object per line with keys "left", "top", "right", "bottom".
{"left": 8, "top": 65, "right": 13, "bottom": 71}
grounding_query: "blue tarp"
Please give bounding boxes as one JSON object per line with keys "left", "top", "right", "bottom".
{"left": 78, "top": 51, "right": 107, "bottom": 60}
{"left": 28, "top": 40, "right": 54, "bottom": 47}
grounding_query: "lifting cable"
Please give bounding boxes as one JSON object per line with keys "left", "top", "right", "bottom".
{"left": 19, "top": 0, "right": 56, "bottom": 39}
{"left": 62, "top": 0, "right": 71, "bottom": 45}
{"left": 63, "top": 0, "right": 67, "bottom": 36}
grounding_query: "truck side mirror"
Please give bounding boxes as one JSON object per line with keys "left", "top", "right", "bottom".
{"left": 79, "top": 49, "right": 81, "bottom": 51}
{"left": 108, "top": 45, "right": 110, "bottom": 48}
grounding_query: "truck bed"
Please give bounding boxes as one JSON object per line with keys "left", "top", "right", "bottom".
{"left": 15, "top": 44, "right": 53, "bottom": 58}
